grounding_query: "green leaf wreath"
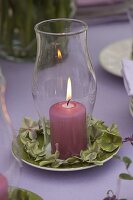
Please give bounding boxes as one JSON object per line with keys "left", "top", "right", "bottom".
{"left": 14, "top": 117, "right": 122, "bottom": 169}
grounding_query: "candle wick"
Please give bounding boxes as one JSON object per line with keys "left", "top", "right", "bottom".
{"left": 67, "top": 99, "right": 71, "bottom": 106}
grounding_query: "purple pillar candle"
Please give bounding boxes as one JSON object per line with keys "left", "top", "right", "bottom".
{"left": 49, "top": 100, "right": 87, "bottom": 159}
{"left": 0, "top": 174, "right": 8, "bottom": 200}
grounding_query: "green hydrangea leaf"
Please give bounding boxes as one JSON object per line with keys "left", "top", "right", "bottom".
{"left": 80, "top": 150, "right": 97, "bottom": 162}
{"left": 119, "top": 173, "right": 133, "bottom": 180}
{"left": 65, "top": 156, "right": 81, "bottom": 164}
{"left": 122, "top": 156, "right": 132, "bottom": 170}
{"left": 39, "top": 159, "right": 55, "bottom": 166}
{"left": 22, "top": 117, "right": 38, "bottom": 129}
{"left": 92, "top": 160, "right": 103, "bottom": 166}
{"left": 86, "top": 152, "right": 97, "bottom": 162}
{"left": 97, "top": 132, "right": 122, "bottom": 152}
{"left": 88, "top": 119, "right": 107, "bottom": 142}
{"left": 107, "top": 123, "right": 120, "bottom": 136}
{"left": 51, "top": 160, "right": 63, "bottom": 168}
{"left": 9, "top": 186, "right": 43, "bottom": 200}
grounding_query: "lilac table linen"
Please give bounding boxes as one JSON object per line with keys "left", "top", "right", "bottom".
{"left": 0, "top": 21, "right": 133, "bottom": 200}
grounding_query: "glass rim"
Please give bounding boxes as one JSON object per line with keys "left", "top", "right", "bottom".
{"left": 34, "top": 18, "right": 88, "bottom": 36}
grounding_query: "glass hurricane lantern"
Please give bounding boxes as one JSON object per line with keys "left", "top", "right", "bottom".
{"left": 32, "top": 18, "right": 97, "bottom": 160}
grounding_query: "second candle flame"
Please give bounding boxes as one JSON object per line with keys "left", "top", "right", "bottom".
{"left": 57, "top": 49, "right": 62, "bottom": 60}
{"left": 66, "top": 77, "right": 72, "bottom": 101}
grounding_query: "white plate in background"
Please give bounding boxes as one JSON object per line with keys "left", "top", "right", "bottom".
{"left": 99, "top": 38, "right": 132, "bottom": 77}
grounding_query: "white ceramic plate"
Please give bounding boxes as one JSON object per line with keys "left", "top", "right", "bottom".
{"left": 12, "top": 146, "right": 120, "bottom": 172}
{"left": 99, "top": 38, "right": 132, "bottom": 77}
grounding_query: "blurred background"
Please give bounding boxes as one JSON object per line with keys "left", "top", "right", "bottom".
{"left": 0, "top": 0, "right": 132, "bottom": 62}
{"left": 76, "top": 0, "right": 131, "bottom": 24}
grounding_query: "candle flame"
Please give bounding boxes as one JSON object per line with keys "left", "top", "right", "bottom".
{"left": 57, "top": 49, "right": 62, "bottom": 59}
{"left": 66, "top": 77, "right": 72, "bottom": 101}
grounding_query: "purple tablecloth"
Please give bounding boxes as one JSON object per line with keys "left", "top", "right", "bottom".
{"left": 0, "top": 21, "right": 133, "bottom": 200}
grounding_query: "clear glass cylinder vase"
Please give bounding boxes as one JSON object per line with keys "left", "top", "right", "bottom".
{"left": 32, "top": 18, "right": 97, "bottom": 160}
